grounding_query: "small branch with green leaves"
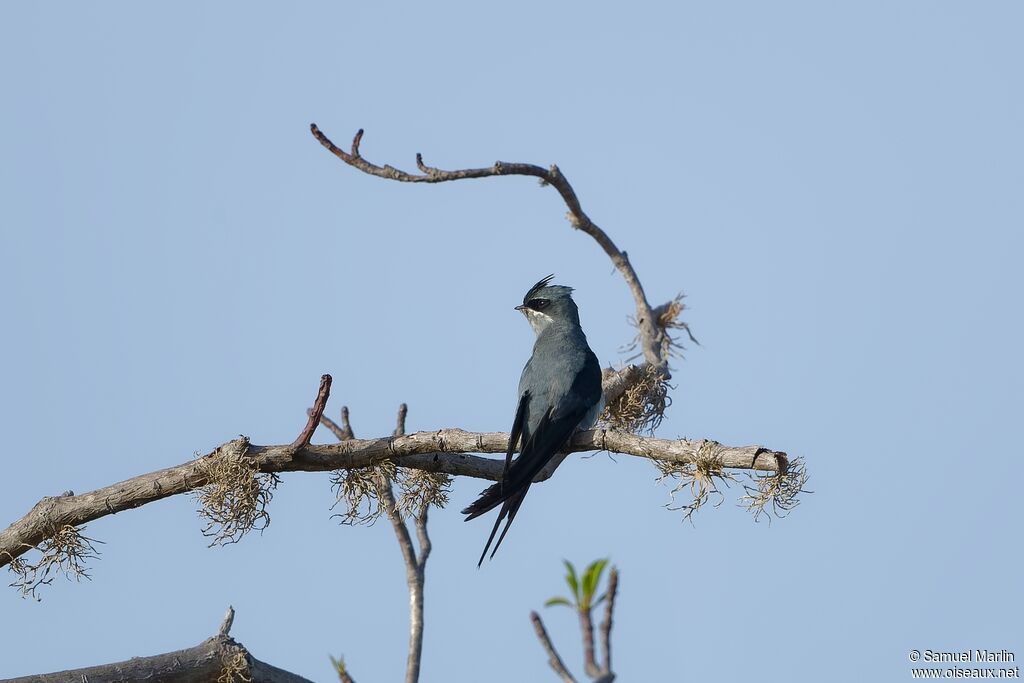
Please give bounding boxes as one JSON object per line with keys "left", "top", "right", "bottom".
{"left": 329, "top": 654, "right": 356, "bottom": 683}
{"left": 536, "top": 559, "right": 619, "bottom": 682}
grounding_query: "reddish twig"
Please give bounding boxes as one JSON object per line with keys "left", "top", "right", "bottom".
{"left": 291, "top": 374, "right": 332, "bottom": 451}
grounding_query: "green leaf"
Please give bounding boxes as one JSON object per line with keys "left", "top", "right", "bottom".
{"left": 563, "top": 560, "right": 580, "bottom": 604}
{"left": 581, "top": 558, "right": 609, "bottom": 607}
{"left": 593, "top": 592, "right": 607, "bottom": 608}
{"left": 545, "top": 596, "right": 573, "bottom": 608}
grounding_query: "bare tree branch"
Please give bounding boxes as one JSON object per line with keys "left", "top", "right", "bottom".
{"left": 3, "top": 623, "right": 313, "bottom": 683}
{"left": 530, "top": 611, "right": 578, "bottom": 683}
{"left": 1, "top": 426, "right": 788, "bottom": 570}
{"left": 414, "top": 507, "right": 431, "bottom": 574}
{"left": 309, "top": 124, "right": 668, "bottom": 373}
{"left": 378, "top": 477, "right": 424, "bottom": 683}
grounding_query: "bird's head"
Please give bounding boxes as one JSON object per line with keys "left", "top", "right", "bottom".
{"left": 515, "top": 274, "right": 581, "bottom": 334}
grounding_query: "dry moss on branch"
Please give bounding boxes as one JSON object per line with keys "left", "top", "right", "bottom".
{"left": 394, "top": 469, "right": 452, "bottom": 518}
{"left": 603, "top": 293, "right": 697, "bottom": 434}
{"left": 741, "top": 455, "right": 809, "bottom": 522}
{"left": 653, "top": 440, "right": 737, "bottom": 523}
{"left": 218, "top": 643, "right": 253, "bottom": 683}
{"left": 330, "top": 461, "right": 398, "bottom": 525}
{"left": 330, "top": 462, "right": 451, "bottom": 525}
{"left": 654, "top": 443, "right": 809, "bottom": 523}
{"left": 193, "top": 437, "right": 279, "bottom": 546}
{"left": 602, "top": 363, "right": 671, "bottom": 433}
{"left": 653, "top": 293, "right": 699, "bottom": 359}
{"left": 5, "top": 523, "right": 102, "bottom": 600}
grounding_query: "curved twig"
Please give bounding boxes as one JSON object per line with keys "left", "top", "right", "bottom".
{"left": 309, "top": 124, "right": 666, "bottom": 372}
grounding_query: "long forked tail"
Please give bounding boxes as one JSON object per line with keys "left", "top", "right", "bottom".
{"left": 463, "top": 404, "right": 578, "bottom": 565}
{"left": 472, "top": 487, "right": 529, "bottom": 567}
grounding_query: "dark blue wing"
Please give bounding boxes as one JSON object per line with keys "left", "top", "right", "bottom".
{"left": 462, "top": 391, "right": 529, "bottom": 522}
{"left": 463, "top": 346, "right": 602, "bottom": 566}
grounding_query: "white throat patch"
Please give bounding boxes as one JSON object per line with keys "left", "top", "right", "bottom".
{"left": 523, "top": 308, "right": 554, "bottom": 334}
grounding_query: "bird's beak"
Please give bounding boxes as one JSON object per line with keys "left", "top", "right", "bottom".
{"left": 514, "top": 305, "right": 526, "bottom": 312}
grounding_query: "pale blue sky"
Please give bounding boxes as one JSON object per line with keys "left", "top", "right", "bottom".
{"left": 2, "top": 3, "right": 1021, "bottom": 681}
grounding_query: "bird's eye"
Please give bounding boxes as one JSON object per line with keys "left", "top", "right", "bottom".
{"left": 528, "top": 298, "right": 550, "bottom": 311}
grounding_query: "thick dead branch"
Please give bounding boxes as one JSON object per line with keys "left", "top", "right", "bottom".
{"left": 2, "top": 634, "right": 312, "bottom": 683}
{"left": 309, "top": 124, "right": 669, "bottom": 373}
{"left": 1, "top": 429, "right": 788, "bottom": 570}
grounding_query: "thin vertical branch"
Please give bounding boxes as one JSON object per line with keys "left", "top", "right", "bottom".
{"left": 379, "top": 403, "right": 428, "bottom": 683}
{"left": 378, "top": 479, "right": 423, "bottom": 683}
{"left": 415, "top": 507, "right": 431, "bottom": 573}
{"left": 599, "top": 568, "right": 619, "bottom": 676}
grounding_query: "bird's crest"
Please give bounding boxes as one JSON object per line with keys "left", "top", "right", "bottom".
{"left": 523, "top": 274, "right": 573, "bottom": 305}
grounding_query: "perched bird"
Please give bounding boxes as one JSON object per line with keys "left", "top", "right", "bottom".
{"left": 463, "top": 275, "right": 603, "bottom": 566}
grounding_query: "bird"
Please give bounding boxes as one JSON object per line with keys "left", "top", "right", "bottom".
{"left": 463, "top": 275, "right": 604, "bottom": 566}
